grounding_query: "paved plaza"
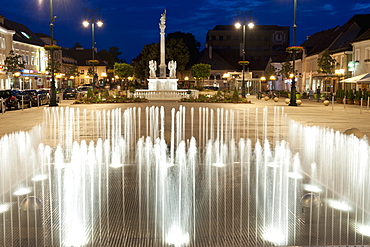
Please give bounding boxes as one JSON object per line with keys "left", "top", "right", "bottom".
{"left": 1, "top": 96, "right": 370, "bottom": 246}
{"left": 0, "top": 97, "right": 369, "bottom": 138}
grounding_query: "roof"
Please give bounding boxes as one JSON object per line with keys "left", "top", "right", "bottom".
{"left": 302, "top": 14, "right": 370, "bottom": 55}
{"left": 301, "top": 27, "right": 341, "bottom": 56}
{"left": 353, "top": 28, "right": 370, "bottom": 43}
{"left": 329, "top": 14, "right": 370, "bottom": 53}
{"left": 63, "top": 47, "right": 106, "bottom": 66}
{"left": 1, "top": 18, "right": 45, "bottom": 47}
{"left": 196, "top": 48, "right": 237, "bottom": 70}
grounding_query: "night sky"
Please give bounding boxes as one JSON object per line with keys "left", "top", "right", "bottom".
{"left": 2, "top": 0, "right": 370, "bottom": 62}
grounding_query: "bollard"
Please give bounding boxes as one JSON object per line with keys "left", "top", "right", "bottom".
{"left": 332, "top": 95, "right": 334, "bottom": 110}
{"left": 343, "top": 96, "right": 346, "bottom": 108}
{"left": 300, "top": 193, "right": 321, "bottom": 224}
{"left": 20, "top": 196, "right": 43, "bottom": 227}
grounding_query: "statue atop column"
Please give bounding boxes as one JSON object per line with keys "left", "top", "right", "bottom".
{"left": 159, "top": 9, "right": 167, "bottom": 78}
{"left": 159, "top": 9, "right": 166, "bottom": 29}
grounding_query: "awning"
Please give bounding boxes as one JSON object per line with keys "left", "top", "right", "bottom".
{"left": 340, "top": 73, "right": 370, "bottom": 83}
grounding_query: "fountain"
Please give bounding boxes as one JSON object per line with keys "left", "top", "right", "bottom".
{"left": 134, "top": 10, "right": 198, "bottom": 100}
{"left": 0, "top": 105, "right": 370, "bottom": 246}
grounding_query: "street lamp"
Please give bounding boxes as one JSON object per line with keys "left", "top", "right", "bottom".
{"left": 83, "top": 9, "right": 103, "bottom": 89}
{"left": 289, "top": 0, "right": 298, "bottom": 106}
{"left": 269, "top": 75, "right": 276, "bottom": 90}
{"left": 49, "top": 0, "right": 58, "bottom": 107}
{"left": 235, "top": 17, "right": 254, "bottom": 98}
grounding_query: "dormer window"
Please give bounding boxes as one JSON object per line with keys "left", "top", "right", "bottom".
{"left": 21, "top": 31, "right": 31, "bottom": 39}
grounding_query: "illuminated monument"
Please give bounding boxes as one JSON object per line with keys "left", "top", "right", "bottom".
{"left": 134, "top": 10, "right": 197, "bottom": 100}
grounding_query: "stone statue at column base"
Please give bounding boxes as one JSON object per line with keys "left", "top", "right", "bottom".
{"left": 149, "top": 60, "right": 157, "bottom": 79}
{"left": 168, "top": 60, "right": 177, "bottom": 78}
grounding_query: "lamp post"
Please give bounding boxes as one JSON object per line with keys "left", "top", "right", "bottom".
{"left": 49, "top": 0, "right": 58, "bottom": 107}
{"left": 289, "top": 0, "right": 298, "bottom": 106}
{"left": 83, "top": 9, "right": 103, "bottom": 89}
{"left": 235, "top": 14, "right": 254, "bottom": 98}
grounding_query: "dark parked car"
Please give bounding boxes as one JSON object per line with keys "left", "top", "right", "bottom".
{"left": 0, "top": 89, "right": 32, "bottom": 110}
{"left": 24, "top": 89, "right": 49, "bottom": 106}
{"left": 63, "top": 88, "right": 78, "bottom": 100}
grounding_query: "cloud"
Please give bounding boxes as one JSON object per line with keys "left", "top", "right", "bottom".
{"left": 353, "top": 3, "right": 370, "bottom": 10}
{"left": 204, "top": 0, "right": 265, "bottom": 12}
{"left": 320, "top": 4, "right": 336, "bottom": 15}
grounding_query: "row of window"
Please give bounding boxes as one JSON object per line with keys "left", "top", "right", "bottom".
{"left": 20, "top": 54, "right": 37, "bottom": 66}
{"left": 209, "top": 35, "right": 270, "bottom": 42}
{"left": 211, "top": 45, "right": 285, "bottom": 52}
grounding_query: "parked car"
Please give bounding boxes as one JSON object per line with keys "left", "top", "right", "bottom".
{"left": 203, "top": 86, "right": 219, "bottom": 91}
{"left": 39, "top": 88, "right": 62, "bottom": 103}
{"left": 77, "top": 86, "right": 93, "bottom": 98}
{"left": 24, "top": 89, "right": 49, "bottom": 106}
{"left": 63, "top": 88, "right": 78, "bottom": 100}
{"left": 0, "top": 89, "right": 32, "bottom": 110}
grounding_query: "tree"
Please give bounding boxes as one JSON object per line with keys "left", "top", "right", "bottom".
{"left": 114, "top": 63, "right": 133, "bottom": 79}
{"left": 87, "top": 66, "right": 97, "bottom": 78}
{"left": 65, "top": 65, "right": 80, "bottom": 78}
{"left": 4, "top": 50, "right": 25, "bottom": 74}
{"left": 266, "top": 64, "right": 277, "bottom": 78}
{"left": 114, "top": 63, "right": 133, "bottom": 89}
{"left": 317, "top": 49, "right": 337, "bottom": 74}
{"left": 4, "top": 50, "right": 25, "bottom": 88}
{"left": 132, "top": 43, "right": 159, "bottom": 81}
{"left": 191, "top": 63, "right": 211, "bottom": 87}
{"left": 65, "top": 65, "right": 80, "bottom": 86}
{"left": 98, "top": 46, "right": 124, "bottom": 69}
{"left": 165, "top": 38, "right": 189, "bottom": 72}
{"left": 47, "top": 60, "right": 61, "bottom": 74}
{"left": 279, "top": 61, "right": 293, "bottom": 80}
{"left": 167, "top": 31, "right": 200, "bottom": 68}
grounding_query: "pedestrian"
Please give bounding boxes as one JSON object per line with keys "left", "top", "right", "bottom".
{"left": 316, "top": 86, "right": 321, "bottom": 102}
{"left": 308, "top": 88, "right": 314, "bottom": 101}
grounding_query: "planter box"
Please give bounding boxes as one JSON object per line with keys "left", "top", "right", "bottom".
{"left": 287, "top": 93, "right": 301, "bottom": 99}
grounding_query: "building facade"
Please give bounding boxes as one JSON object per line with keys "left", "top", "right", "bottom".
{"left": 0, "top": 15, "right": 106, "bottom": 90}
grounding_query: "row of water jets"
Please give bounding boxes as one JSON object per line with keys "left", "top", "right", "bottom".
{"left": 0, "top": 106, "right": 369, "bottom": 246}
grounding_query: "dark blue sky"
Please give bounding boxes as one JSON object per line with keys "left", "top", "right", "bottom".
{"left": 2, "top": 0, "right": 370, "bottom": 62}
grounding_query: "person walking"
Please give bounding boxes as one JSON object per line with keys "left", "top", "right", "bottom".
{"left": 308, "top": 88, "right": 314, "bottom": 101}
{"left": 316, "top": 86, "right": 321, "bottom": 102}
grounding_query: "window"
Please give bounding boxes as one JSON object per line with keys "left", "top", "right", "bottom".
{"left": 26, "top": 55, "right": 29, "bottom": 65}
{"left": 20, "top": 31, "right": 31, "bottom": 39}
{"left": 366, "top": 48, "right": 370, "bottom": 60}
{"left": 80, "top": 70, "right": 85, "bottom": 74}
{"left": 219, "top": 36, "right": 223, "bottom": 41}
{"left": 355, "top": 49, "right": 360, "bottom": 62}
